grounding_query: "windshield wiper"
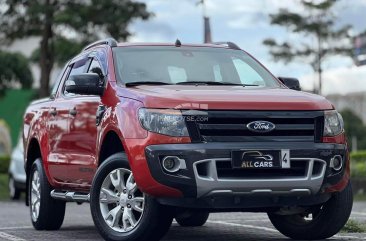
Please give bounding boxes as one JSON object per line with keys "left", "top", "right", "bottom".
{"left": 125, "top": 81, "right": 172, "bottom": 87}
{"left": 176, "top": 81, "right": 243, "bottom": 86}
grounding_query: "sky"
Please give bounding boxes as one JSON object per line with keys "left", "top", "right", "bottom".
{"left": 127, "top": 0, "right": 366, "bottom": 95}
{"left": 7, "top": 0, "right": 366, "bottom": 96}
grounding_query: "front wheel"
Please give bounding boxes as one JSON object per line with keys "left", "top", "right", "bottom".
{"left": 268, "top": 182, "right": 353, "bottom": 240}
{"left": 90, "top": 153, "right": 173, "bottom": 241}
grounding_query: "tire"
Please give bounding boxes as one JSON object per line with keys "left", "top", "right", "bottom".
{"left": 175, "top": 210, "right": 210, "bottom": 227}
{"left": 29, "top": 158, "right": 66, "bottom": 230}
{"left": 90, "top": 153, "right": 173, "bottom": 241}
{"left": 9, "top": 176, "right": 21, "bottom": 200}
{"left": 268, "top": 181, "right": 353, "bottom": 240}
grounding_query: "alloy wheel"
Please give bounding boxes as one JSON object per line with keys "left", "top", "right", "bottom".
{"left": 99, "top": 168, "right": 145, "bottom": 232}
{"left": 31, "top": 170, "right": 41, "bottom": 222}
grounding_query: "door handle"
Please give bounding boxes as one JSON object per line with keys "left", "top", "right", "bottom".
{"left": 50, "top": 108, "right": 57, "bottom": 116}
{"left": 69, "top": 108, "right": 77, "bottom": 116}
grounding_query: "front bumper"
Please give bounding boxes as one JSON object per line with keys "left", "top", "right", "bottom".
{"left": 145, "top": 142, "right": 348, "bottom": 201}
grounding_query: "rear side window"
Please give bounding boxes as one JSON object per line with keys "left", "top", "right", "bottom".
{"left": 50, "top": 64, "right": 69, "bottom": 99}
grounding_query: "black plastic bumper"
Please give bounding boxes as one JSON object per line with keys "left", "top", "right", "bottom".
{"left": 157, "top": 192, "right": 332, "bottom": 210}
{"left": 145, "top": 142, "right": 347, "bottom": 202}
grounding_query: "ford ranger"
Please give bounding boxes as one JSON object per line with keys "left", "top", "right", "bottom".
{"left": 23, "top": 39, "right": 352, "bottom": 241}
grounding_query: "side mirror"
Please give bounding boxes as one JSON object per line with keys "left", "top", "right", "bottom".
{"left": 278, "top": 77, "right": 301, "bottom": 91}
{"left": 65, "top": 73, "right": 104, "bottom": 96}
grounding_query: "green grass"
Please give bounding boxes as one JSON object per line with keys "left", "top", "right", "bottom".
{"left": 0, "top": 174, "right": 9, "bottom": 200}
{"left": 0, "top": 89, "right": 36, "bottom": 147}
{"left": 351, "top": 151, "right": 366, "bottom": 162}
{"left": 341, "top": 219, "right": 366, "bottom": 233}
{"left": 0, "top": 156, "right": 10, "bottom": 174}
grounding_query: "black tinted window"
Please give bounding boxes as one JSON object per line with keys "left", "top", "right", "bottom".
{"left": 88, "top": 58, "right": 104, "bottom": 78}
{"left": 63, "top": 58, "right": 90, "bottom": 96}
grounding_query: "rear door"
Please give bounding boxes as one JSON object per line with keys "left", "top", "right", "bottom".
{"left": 47, "top": 65, "right": 73, "bottom": 183}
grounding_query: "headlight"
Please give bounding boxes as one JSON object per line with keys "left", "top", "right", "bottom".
{"left": 138, "top": 108, "right": 189, "bottom": 137}
{"left": 324, "top": 110, "right": 344, "bottom": 137}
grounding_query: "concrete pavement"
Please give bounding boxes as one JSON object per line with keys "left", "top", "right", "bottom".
{"left": 0, "top": 201, "right": 365, "bottom": 241}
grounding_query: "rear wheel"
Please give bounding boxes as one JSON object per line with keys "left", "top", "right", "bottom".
{"left": 175, "top": 210, "right": 210, "bottom": 227}
{"left": 268, "top": 182, "right": 353, "bottom": 240}
{"left": 29, "top": 158, "right": 66, "bottom": 230}
{"left": 90, "top": 153, "right": 173, "bottom": 241}
{"left": 9, "top": 176, "right": 21, "bottom": 200}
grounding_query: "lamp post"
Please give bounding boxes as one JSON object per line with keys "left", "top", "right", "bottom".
{"left": 197, "top": 0, "right": 212, "bottom": 43}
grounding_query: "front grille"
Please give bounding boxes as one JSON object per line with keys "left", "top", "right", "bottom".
{"left": 193, "top": 158, "right": 327, "bottom": 197}
{"left": 215, "top": 160, "right": 307, "bottom": 179}
{"left": 194, "top": 158, "right": 326, "bottom": 181}
{"left": 185, "top": 111, "right": 324, "bottom": 142}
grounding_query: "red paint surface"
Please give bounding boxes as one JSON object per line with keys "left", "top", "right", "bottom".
{"left": 23, "top": 43, "right": 347, "bottom": 197}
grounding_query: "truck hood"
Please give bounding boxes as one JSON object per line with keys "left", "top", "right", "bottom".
{"left": 118, "top": 85, "right": 333, "bottom": 110}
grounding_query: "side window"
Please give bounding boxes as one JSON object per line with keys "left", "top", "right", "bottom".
{"left": 63, "top": 58, "right": 90, "bottom": 96}
{"left": 69, "top": 58, "right": 90, "bottom": 77}
{"left": 88, "top": 58, "right": 104, "bottom": 78}
{"left": 232, "top": 58, "right": 265, "bottom": 86}
{"left": 50, "top": 64, "right": 69, "bottom": 99}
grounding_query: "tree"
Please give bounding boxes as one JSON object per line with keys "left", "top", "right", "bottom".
{"left": 30, "top": 36, "right": 86, "bottom": 68}
{"left": 263, "top": 0, "right": 352, "bottom": 95}
{"left": 0, "top": 0, "right": 152, "bottom": 97}
{"left": 340, "top": 109, "right": 366, "bottom": 151}
{"left": 0, "top": 51, "right": 33, "bottom": 96}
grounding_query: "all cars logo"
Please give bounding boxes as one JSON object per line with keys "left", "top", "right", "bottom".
{"left": 241, "top": 151, "right": 274, "bottom": 168}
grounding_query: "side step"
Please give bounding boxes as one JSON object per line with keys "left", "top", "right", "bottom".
{"left": 50, "top": 190, "right": 90, "bottom": 203}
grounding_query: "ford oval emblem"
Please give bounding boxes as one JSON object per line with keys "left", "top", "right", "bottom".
{"left": 247, "top": 121, "right": 276, "bottom": 133}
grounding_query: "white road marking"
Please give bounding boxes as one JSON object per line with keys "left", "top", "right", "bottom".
{"left": 335, "top": 234, "right": 366, "bottom": 240}
{"left": 207, "top": 220, "right": 278, "bottom": 233}
{"left": 0, "top": 231, "right": 26, "bottom": 241}
{"left": 208, "top": 220, "right": 366, "bottom": 240}
{"left": 352, "top": 211, "right": 366, "bottom": 216}
{"left": 0, "top": 226, "right": 32, "bottom": 231}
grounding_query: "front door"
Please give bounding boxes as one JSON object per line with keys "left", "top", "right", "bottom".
{"left": 66, "top": 57, "right": 104, "bottom": 186}
{"left": 67, "top": 96, "right": 100, "bottom": 185}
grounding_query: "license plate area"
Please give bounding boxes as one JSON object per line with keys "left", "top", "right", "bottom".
{"left": 231, "top": 150, "right": 290, "bottom": 169}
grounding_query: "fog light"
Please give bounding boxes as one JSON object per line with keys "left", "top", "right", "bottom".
{"left": 330, "top": 155, "right": 343, "bottom": 171}
{"left": 162, "top": 156, "right": 186, "bottom": 173}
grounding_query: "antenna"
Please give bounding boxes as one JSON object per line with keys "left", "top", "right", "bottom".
{"left": 175, "top": 39, "right": 182, "bottom": 47}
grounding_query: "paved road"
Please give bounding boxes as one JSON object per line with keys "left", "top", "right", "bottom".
{"left": 0, "top": 201, "right": 365, "bottom": 241}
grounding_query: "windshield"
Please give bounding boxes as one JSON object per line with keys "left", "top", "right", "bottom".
{"left": 113, "top": 46, "right": 280, "bottom": 87}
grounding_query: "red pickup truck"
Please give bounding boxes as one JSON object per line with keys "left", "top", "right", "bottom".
{"left": 23, "top": 39, "right": 352, "bottom": 241}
